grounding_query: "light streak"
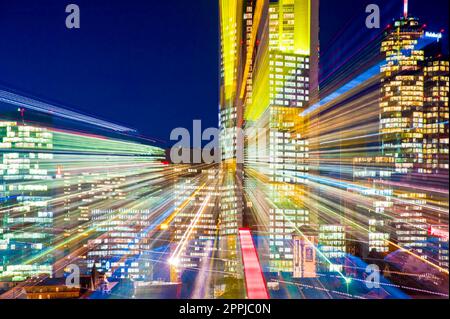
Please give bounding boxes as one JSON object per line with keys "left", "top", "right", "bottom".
{"left": 0, "top": 89, "right": 136, "bottom": 132}
{"left": 168, "top": 194, "right": 211, "bottom": 267}
{"left": 238, "top": 228, "right": 269, "bottom": 299}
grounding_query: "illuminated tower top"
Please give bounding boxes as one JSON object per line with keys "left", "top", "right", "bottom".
{"left": 269, "top": 0, "right": 312, "bottom": 55}
{"left": 383, "top": 0, "right": 423, "bottom": 55}
{"left": 404, "top": 0, "right": 408, "bottom": 18}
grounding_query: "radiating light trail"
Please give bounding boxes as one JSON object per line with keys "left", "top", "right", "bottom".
{"left": 238, "top": 228, "right": 269, "bottom": 299}
{"left": 168, "top": 194, "right": 211, "bottom": 267}
{"left": 0, "top": 89, "right": 136, "bottom": 132}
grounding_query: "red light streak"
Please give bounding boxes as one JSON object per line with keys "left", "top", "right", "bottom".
{"left": 238, "top": 228, "right": 269, "bottom": 299}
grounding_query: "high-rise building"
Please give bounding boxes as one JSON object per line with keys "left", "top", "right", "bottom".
{"left": 423, "top": 56, "right": 449, "bottom": 269}
{"left": 380, "top": 14, "right": 424, "bottom": 174}
{"left": 219, "top": 0, "right": 243, "bottom": 162}
{"left": 84, "top": 168, "right": 166, "bottom": 281}
{"left": 244, "top": 0, "right": 319, "bottom": 272}
{"left": 218, "top": 0, "right": 319, "bottom": 274}
{"left": 380, "top": 7, "right": 426, "bottom": 255}
{"left": 218, "top": 0, "right": 249, "bottom": 280}
{"left": 0, "top": 121, "right": 54, "bottom": 280}
{"left": 423, "top": 58, "right": 449, "bottom": 174}
{"left": 379, "top": 2, "right": 449, "bottom": 263}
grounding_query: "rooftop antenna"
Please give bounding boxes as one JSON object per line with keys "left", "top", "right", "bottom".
{"left": 403, "top": 0, "right": 408, "bottom": 18}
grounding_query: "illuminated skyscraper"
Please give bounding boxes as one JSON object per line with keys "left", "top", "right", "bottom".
{"left": 245, "top": 0, "right": 319, "bottom": 272}
{"left": 423, "top": 56, "right": 449, "bottom": 269}
{"left": 218, "top": 0, "right": 320, "bottom": 273}
{"left": 423, "top": 58, "right": 449, "bottom": 175}
{"left": 85, "top": 164, "right": 167, "bottom": 281}
{"left": 219, "top": 0, "right": 243, "bottom": 162}
{"left": 380, "top": 14, "right": 424, "bottom": 174}
{"left": 218, "top": 0, "right": 247, "bottom": 280}
{"left": 379, "top": 6, "right": 427, "bottom": 255}
{"left": 0, "top": 121, "right": 54, "bottom": 280}
{"left": 380, "top": 2, "right": 449, "bottom": 262}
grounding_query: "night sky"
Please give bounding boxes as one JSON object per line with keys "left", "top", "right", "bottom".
{"left": 0, "top": 0, "right": 448, "bottom": 147}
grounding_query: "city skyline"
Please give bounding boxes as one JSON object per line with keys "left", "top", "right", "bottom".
{"left": 1, "top": 0, "right": 449, "bottom": 302}
{"left": 0, "top": 0, "right": 447, "bottom": 145}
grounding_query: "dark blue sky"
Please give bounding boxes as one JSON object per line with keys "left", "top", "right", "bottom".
{"left": 0, "top": 0, "right": 448, "bottom": 147}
